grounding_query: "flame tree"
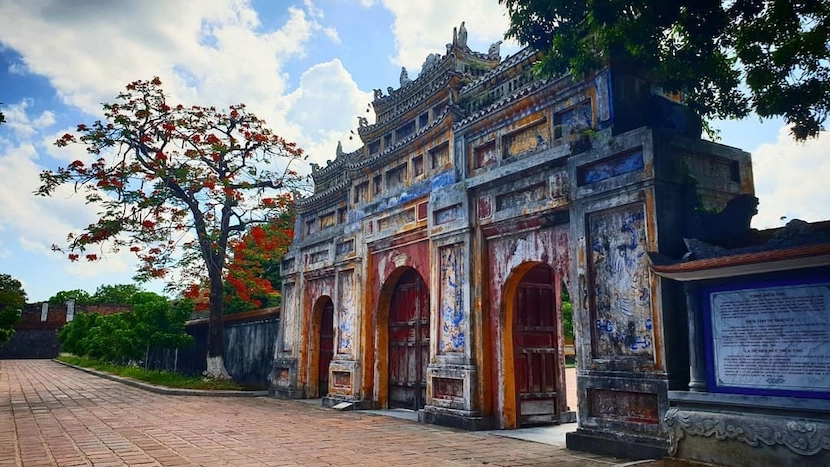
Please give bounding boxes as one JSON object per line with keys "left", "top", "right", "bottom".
{"left": 36, "top": 78, "right": 306, "bottom": 378}
{"left": 186, "top": 196, "right": 296, "bottom": 313}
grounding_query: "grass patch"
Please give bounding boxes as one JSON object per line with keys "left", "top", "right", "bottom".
{"left": 57, "top": 354, "right": 243, "bottom": 391}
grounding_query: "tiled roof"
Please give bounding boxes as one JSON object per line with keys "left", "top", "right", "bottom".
{"left": 650, "top": 243, "right": 830, "bottom": 280}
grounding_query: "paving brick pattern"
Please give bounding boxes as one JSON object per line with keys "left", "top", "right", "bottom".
{"left": 1, "top": 360, "right": 627, "bottom": 467}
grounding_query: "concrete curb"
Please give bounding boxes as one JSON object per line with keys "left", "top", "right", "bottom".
{"left": 54, "top": 359, "right": 269, "bottom": 397}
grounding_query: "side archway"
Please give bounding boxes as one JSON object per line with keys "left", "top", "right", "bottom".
{"left": 498, "top": 262, "right": 565, "bottom": 428}
{"left": 309, "top": 295, "right": 335, "bottom": 398}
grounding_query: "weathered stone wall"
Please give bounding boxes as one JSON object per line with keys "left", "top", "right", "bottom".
{"left": 166, "top": 308, "right": 280, "bottom": 389}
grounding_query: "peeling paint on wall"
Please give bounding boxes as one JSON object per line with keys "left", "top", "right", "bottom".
{"left": 282, "top": 283, "right": 295, "bottom": 352}
{"left": 338, "top": 270, "right": 355, "bottom": 354}
{"left": 439, "top": 244, "right": 466, "bottom": 352}
{"left": 588, "top": 204, "right": 654, "bottom": 357}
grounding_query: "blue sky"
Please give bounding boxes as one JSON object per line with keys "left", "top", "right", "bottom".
{"left": 1, "top": 0, "right": 828, "bottom": 302}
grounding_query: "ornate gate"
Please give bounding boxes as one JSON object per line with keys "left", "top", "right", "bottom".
{"left": 318, "top": 299, "right": 334, "bottom": 397}
{"left": 388, "top": 269, "right": 430, "bottom": 410}
{"left": 513, "top": 264, "right": 560, "bottom": 425}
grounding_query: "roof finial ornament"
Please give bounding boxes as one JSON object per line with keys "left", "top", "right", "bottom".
{"left": 399, "top": 66, "right": 411, "bottom": 87}
{"left": 373, "top": 88, "right": 383, "bottom": 99}
{"left": 357, "top": 116, "right": 368, "bottom": 128}
{"left": 422, "top": 53, "right": 441, "bottom": 72}
{"left": 458, "top": 21, "right": 468, "bottom": 49}
{"left": 336, "top": 140, "right": 344, "bottom": 158}
{"left": 488, "top": 40, "right": 502, "bottom": 58}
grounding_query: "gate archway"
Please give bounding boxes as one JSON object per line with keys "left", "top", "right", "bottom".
{"left": 310, "top": 296, "right": 334, "bottom": 398}
{"left": 499, "top": 262, "right": 565, "bottom": 427}
{"left": 377, "top": 267, "right": 430, "bottom": 410}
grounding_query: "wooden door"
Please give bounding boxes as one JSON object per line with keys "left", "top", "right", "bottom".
{"left": 388, "top": 269, "right": 429, "bottom": 410}
{"left": 513, "top": 265, "right": 560, "bottom": 425}
{"left": 319, "top": 299, "right": 334, "bottom": 397}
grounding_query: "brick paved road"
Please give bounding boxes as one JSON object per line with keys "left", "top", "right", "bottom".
{"left": 1, "top": 360, "right": 628, "bottom": 467}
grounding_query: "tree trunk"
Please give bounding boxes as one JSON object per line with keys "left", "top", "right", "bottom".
{"left": 204, "top": 272, "right": 231, "bottom": 380}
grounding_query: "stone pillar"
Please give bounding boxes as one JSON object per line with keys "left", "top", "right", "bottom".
{"left": 41, "top": 303, "right": 48, "bottom": 322}
{"left": 684, "top": 282, "right": 707, "bottom": 392}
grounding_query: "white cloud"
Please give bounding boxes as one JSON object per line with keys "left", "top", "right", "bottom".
{"left": 8, "top": 60, "right": 28, "bottom": 75}
{"left": 0, "top": 0, "right": 371, "bottom": 292}
{"left": 750, "top": 127, "right": 830, "bottom": 229}
{"left": 0, "top": 0, "right": 341, "bottom": 124}
{"left": 374, "top": 1, "right": 520, "bottom": 73}
{"left": 2, "top": 99, "right": 56, "bottom": 139}
{"left": 40, "top": 128, "right": 97, "bottom": 164}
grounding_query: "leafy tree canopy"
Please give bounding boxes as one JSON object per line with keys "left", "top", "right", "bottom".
{"left": 37, "top": 77, "right": 307, "bottom": 378}
{"left": 92, "top": 283, "right": 145, "bottom": 304}
{"left": 0, "top": 273, "right": 26, "bottom": 346}
{"left": 500, "top": 0, "right": 830, "bottom": 140}
{"left": 48, "top": 289, "right": 93, "bottom": 304}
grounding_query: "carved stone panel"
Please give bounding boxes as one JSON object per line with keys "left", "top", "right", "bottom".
{"left": 496, "top": 183, "right": 547, "bottom": 212}
{"left": 433, "top": 377, "right": 464, "bottom": 400}
{"left": 504, "top": 119, "right": 550, "bottom": 158}
{"left": 588, "top": 389, "right": 659, "bottom": 424}
{"left": 666, "top": 408, "right": 830, "bottom": 457}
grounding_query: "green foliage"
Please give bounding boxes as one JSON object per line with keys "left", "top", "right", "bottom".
{"left": 92, "top": 283, "right": 144, "bottom": 304}
{"left": 0, "top": 273, "right": 27, "bottom": 302}
{"left": 500, "top": 0, "right": 830, "bottom": 140}
{"left": 58, "top": 296, "right": 193, "bottom": 364}
{"left": 57, "top": 312, "right": 98, "bottom": 356}
{"left": 49, "top": 289, "right": 93, "bottom": 304}
{"left": 0, "top": 273, "right": 26, "bottom": 346}
{"left": 56, "top": 355, "right": 242, "bottom": 390}
{"left": 50, "top": 284, "right": 150, "bottom": 305}
{"left": 562, "top": 300, "right": 574, "bottom": 340}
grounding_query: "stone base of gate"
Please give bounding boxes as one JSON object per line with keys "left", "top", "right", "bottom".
{"left": 566, "top": 428, "right": 669, "bottom": 460}
{"left": 420, "top": 405, "right": 494, "bottom": 431}
{"left": 270, "top": 357, "right": 306, "bottom": 399}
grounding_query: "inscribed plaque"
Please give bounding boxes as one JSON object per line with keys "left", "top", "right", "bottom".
{"left": 708, "top": 282, "right": 830, "bottom": 394}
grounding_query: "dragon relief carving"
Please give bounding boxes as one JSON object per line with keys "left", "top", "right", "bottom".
{"left": 665, "top": 407, "right": 830, "bottom": 457}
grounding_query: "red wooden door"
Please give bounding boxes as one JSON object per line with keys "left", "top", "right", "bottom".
{"left": 388, "top": 269, "right": 429, "bottom": 410}
{"left": 319, "top": 299, "right": 334, "bottom": 397}
{"left": 513, "top": 265, "right": 560, "bottom": 425}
